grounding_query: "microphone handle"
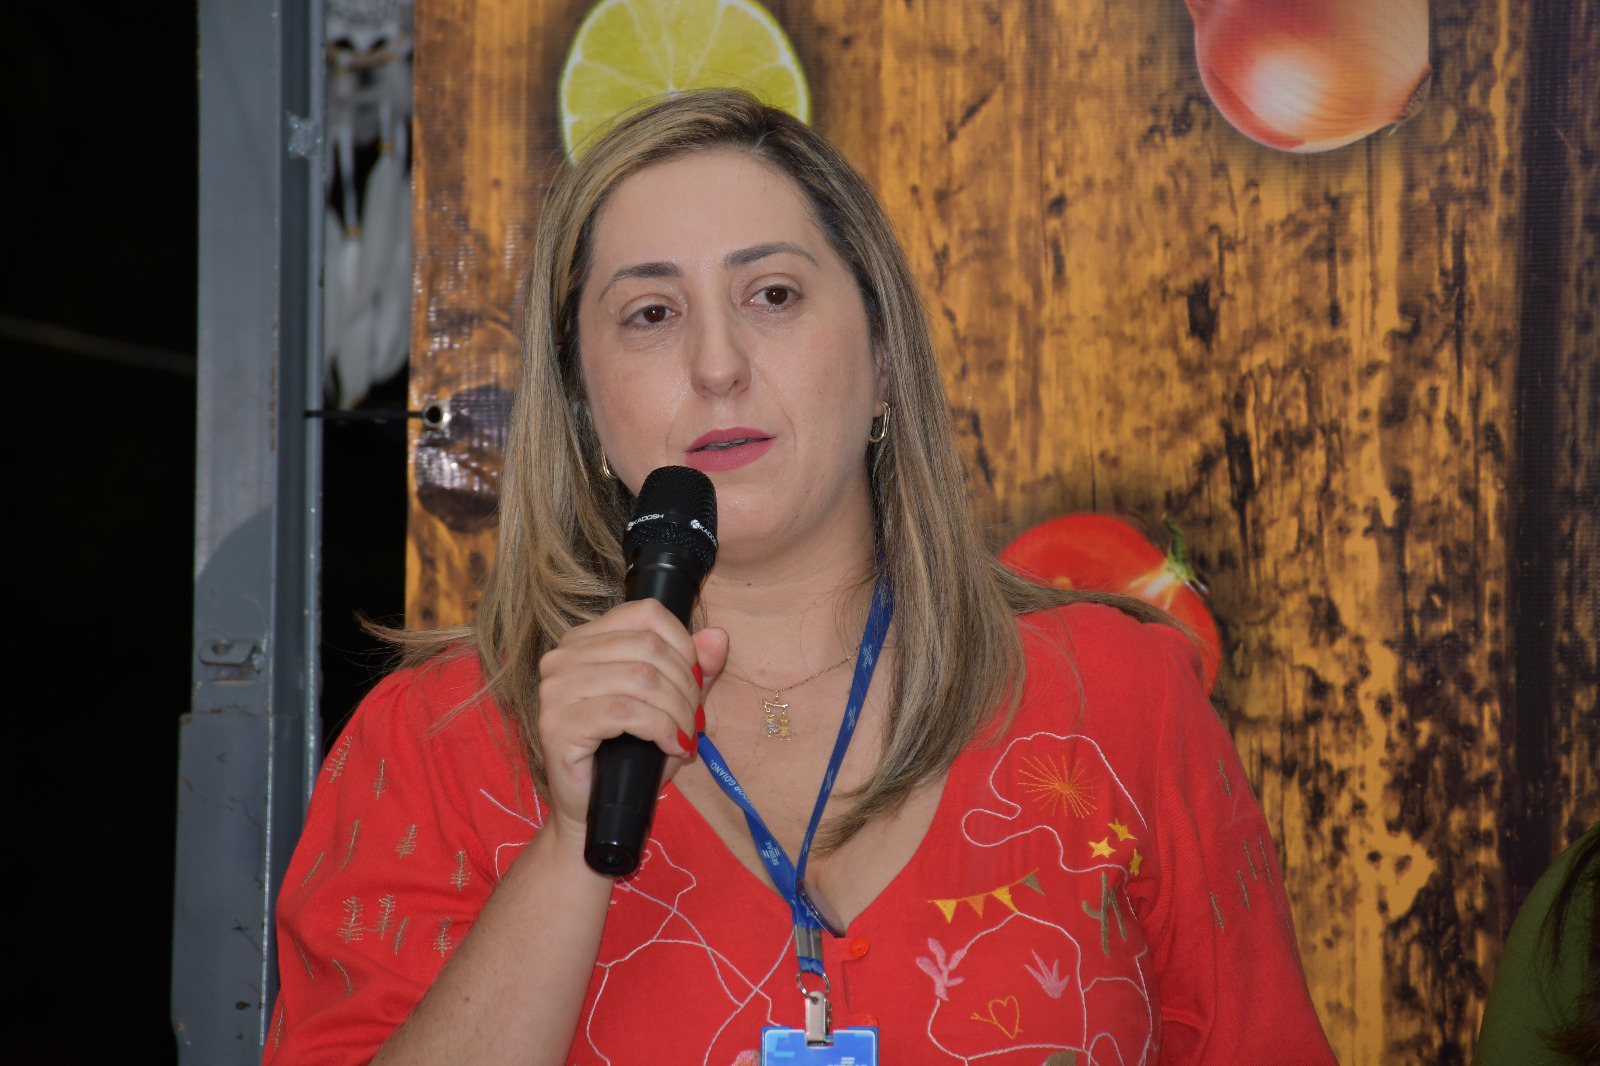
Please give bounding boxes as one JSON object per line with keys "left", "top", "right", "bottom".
{"left": 584, "top": 543, "right": 706, "bottom": 876}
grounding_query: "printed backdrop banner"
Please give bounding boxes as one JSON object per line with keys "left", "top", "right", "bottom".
{"left": 404, "top": 1, "right": 1599, "bottom": 1061}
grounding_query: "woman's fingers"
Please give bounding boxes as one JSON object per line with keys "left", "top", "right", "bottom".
{"left": 543, "top": 639, "right": 697, "bottom": 717}
{"left": 550, "top": 695, "right": 694, "bottom": 766}
{"left": 536, "top": 600, "right": 714, "bottom": 839}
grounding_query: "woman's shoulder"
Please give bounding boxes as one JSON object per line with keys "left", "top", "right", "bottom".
{"left": 323, "top": 647, "right": 519, "bottom": 789}
{"left": 1016, "top": 599, "right": 1206, "bottom": 693}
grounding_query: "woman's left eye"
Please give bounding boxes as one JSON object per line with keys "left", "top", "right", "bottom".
{"left": 752, "top": 286, "right": 795, "bottom": 307}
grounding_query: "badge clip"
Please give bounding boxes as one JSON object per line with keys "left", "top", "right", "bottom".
{"left": 798, "top": 972, "right": 832, "bottom": 1046}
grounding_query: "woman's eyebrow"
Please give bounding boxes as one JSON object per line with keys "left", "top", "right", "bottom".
{"left": 598, "top": 243, "right": 818, "bottom": 300}
{"left": 598, "top": 261, "right": 679, "bottom": 299}
{"left": 724, "top": 241, "right": 817, "bottom": 268}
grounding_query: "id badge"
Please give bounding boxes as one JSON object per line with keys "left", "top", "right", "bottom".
{"left": 760, "top": 1026, "right": 879, "bottom": 1064}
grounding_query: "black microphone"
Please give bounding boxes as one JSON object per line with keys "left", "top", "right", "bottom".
{"left": 584, "top": 465, "right": 718, "bottom": 876}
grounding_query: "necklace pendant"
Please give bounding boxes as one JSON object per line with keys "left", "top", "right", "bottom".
{"left": 763, "top": 697, "right": 791, "bottom": 739}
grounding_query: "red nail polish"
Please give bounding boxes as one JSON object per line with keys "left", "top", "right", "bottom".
{"left": 693, "top": 664, "right": 704, "bottom": 688}
{"left": 695, "top": 705, "right": 706, "bottom": 734}
{"left": 677, "top": 729, "right": 694, "bottom": 754}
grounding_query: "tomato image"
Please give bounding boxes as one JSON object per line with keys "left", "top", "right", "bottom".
{"left": 1000, "top": 513, "right": 1222, "bottom": 691}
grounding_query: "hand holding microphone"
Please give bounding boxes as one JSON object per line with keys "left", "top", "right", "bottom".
{"left": 531, "top": 466, "right": 723, "bottom": 877}
{"left": 585, "top": 466, "right": 720, "bottom": 875}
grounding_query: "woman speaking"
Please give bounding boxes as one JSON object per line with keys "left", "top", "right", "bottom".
{"left": 267, "top": 89, "right": 1336, "bottom": 1065}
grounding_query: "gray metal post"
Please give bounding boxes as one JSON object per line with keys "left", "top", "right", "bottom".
{"left": 173, "top": 0, "right": 324, "bottom": 1059}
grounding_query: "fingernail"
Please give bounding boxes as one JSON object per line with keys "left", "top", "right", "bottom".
{"left": 677, "top": 729, "right": 694, "bottom": 755}
{"left": 695, "top": 705, "right": 705, "bottom": 734}
{"left": 693, "top": 664, "right": 704, "bottom": 688}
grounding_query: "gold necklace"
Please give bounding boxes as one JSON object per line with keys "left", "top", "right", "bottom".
{"left": 721, "top": 649, "right": 858, "bottom": 739}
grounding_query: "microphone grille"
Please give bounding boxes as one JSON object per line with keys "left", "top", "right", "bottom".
{"left": 624, "top": 466, "right": 719, "bottom": 573}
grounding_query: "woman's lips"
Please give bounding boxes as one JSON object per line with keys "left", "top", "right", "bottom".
{"left": 684, "top": 428, "right": 774, "bottom": 472}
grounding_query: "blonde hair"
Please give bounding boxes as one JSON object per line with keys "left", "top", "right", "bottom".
{"left": 403, "top": 89, "right": 1168, "bottom": 848}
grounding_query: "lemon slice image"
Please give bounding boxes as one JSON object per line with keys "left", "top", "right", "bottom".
{"left": 559, "top": 0, "right": 810, "bottom": 162}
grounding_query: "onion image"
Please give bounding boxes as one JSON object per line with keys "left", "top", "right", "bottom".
{"left": 1184, "top": 0, "right": 1431, "bottom": 153}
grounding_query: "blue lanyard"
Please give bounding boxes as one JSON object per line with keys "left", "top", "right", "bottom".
{"left": 696, "top": 575, "right": 892, "bottom": 979}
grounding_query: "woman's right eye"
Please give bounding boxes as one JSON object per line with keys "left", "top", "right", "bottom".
{"left": 629, "top": 304, "right": 673, "bottom": 326}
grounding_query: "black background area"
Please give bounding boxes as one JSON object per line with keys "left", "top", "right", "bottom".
{"left": 0, "top": 4, "right": 407, "bottom": 1062}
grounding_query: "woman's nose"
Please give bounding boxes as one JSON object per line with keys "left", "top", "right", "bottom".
{"left": 687, "top": 303, "right": 750, "bottom": 397}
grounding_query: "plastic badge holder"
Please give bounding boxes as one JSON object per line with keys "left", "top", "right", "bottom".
{"left": 761, "top": 1026, "right": 879, "bottom": 1064}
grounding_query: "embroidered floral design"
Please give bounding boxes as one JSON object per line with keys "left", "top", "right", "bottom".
{"left": 324, "top": 737, "right": 352, "bottom": 780}
{"left": 372, "top": 758, "right": 388, "bottom": 798}
{"left": 330, "top": 957, "right": 354, "bottom": 997}
{"left": 395, "top": 823, "right": 418, "bottom": 857}
{"left": 338, "top": 897, "right": 365, "bottom": 943}
{"left": 291, "top": 937, "right": 316, "bottom": 979}
{"left": 339, "top": 819, "right": 361, "bottom": 870}
{"left": 451, "top": 850, "right": 471, "bottom": 891}
{"left": 373, "top": 893, "right": 398, "bottom": 941}
{"left": 299, "top": 850, "right": 325, "bottom": 887}
{"left": 1024, "top": 950, "right": 1071, "bottom": 999}
{"left": 915, "top": 936, "right": 967, "bottom": 1001}
{"left": 433, "top": 917, "right": 455, "bottom": 957}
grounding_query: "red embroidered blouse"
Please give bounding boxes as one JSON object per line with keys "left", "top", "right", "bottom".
{"left": 267, "top": 603, "right": 1336, "bottom": 1064}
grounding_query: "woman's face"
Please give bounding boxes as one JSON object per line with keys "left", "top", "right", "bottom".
{"left": 577, "top": 149, "right": 885, "bottom": 565}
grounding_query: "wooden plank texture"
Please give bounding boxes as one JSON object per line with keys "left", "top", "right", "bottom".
{"left": 407, "top": 1, "right": 1599, "bottom": 1060}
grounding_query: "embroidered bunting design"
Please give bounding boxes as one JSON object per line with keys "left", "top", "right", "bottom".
{"left": 928, "top": 868, "right": 1045, "bottom": 923}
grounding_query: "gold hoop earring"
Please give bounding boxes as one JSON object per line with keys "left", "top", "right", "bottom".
{"left": 599, "top": 450, "right": 618, "bottom": 480}
{"left": 868, "top": 402, "right": 892, "bottom": 444}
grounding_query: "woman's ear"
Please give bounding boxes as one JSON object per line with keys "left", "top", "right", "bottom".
{"left": 874, "top": 346, "right": 890, "bottom": 405}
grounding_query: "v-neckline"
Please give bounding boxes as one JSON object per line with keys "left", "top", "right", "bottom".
{"left": 659, "top": 743, "right": 970, "bottom": 935}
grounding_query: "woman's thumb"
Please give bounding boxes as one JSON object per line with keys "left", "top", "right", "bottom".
{"left": 692, "top": 626, "right": 730, "bottom": 686}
